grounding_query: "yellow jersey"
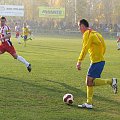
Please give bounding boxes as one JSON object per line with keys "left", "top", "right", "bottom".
{"left": 22, "top": 27, "right": 29, "bottom": 36}
{"left": 78, "top": 29, "right": 106, "bottom": 63}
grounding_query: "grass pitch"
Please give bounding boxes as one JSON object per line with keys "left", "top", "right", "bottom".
{"left": 0, "top": 35, "right": 120, "bottom": 120}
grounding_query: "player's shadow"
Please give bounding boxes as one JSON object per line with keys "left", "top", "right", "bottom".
{"left": 43, "top": 78, "right": 85, "bottom": 97}
{"left": 0, "top": 76, "right": 83, "bottom": 96}
{"left": 44, "top": 79, "right": 120, "bottom": 108}
{"left": 0, "top": 76, "right": 85, "bottom": 100}
{"left": 0, "top": 76, "right": 120, "bottom": 111}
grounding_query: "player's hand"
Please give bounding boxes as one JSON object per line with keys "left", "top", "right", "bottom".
{"left": 76, "top": 62, "right": 81, "bottom": 70}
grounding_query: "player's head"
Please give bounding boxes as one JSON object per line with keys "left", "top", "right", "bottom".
{"left": 78, "top": 19, "right": 89, "bottom": 33}
{"left": 0, "top": 16, "right": 6, "bottom": 26}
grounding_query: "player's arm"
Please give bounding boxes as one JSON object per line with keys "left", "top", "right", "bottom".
{"left": 76, "top": 32, "right": 92, "bottom": 70}
{"left": 78, "top": 33, "right": 92, "bottom": 62}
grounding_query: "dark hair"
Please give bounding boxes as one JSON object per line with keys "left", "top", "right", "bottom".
{"left": 79, "top": 19, "right": 89, "bottom": 27}
{"left": 0, "top": 16, "right": 6, "bottom": 21}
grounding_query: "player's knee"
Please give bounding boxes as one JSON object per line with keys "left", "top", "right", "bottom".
{"left": 87, "top": 80, "right": 93, "bottom": 86}
{"left": 12, "top": 54, "right": 18, "bottom": 59}
{"left": 86, "top": 76, "right": 94, "bottom": 86}
{"left": 0, "top": 51, "right": 3, "bottom": 54}
{"left": 13, "top": 56, "right": 17, "bottom": 59}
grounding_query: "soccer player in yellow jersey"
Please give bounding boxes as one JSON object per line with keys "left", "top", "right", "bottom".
{"left": 22, "top": 23, "right": 32, "bottom": 46}
{"left": 76, "top": 19, "right": 117, "bottom": 109}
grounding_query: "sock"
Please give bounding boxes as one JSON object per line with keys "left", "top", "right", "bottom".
{"left": 17, "top": 37, "right": 21, "bottom": 43}
{"left": 94, "top": 78, "right": 112, "bottom": 86}
{"left": 87, "top": 86, "right": 93, "bottom": 104}
{"left": 17, "top": 55, "right": 29, "bottom": 67}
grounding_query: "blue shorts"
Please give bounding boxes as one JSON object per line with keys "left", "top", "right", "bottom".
{"left": 87, "top": 61, "right": 105, "bottom": 78}
{"left": 23, "top": 35, "right": 27, "bottom": 40}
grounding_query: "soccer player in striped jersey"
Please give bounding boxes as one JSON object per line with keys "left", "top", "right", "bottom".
{"left": 76, "top": 19, "right": 117, "bottom": 109}
{"left": 0, "top": 16, "right": 31, "bottom": 72}
{"left": 15, "top": 22, "right": 21, "bottom": 44}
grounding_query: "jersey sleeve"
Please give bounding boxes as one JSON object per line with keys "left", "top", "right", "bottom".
{"left": 78, "top": 31, "right": 92, "bottom": 62}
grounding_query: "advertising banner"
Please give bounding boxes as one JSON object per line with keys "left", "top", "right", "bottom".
{"left": 0, "top": 5, "right": 24, "bottom": 17}
{"left": 39, "top": 7, "right": 65, "bottom": 18}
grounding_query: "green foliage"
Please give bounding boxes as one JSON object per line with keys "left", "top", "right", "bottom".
{"left": 0, "top": 36, "right": 120, "bottom": 120}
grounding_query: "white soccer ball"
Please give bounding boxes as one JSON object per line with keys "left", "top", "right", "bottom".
{"left": 63, "top": 93, "right": 74, "bottom": 105}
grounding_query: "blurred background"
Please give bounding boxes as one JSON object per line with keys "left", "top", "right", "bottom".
{"left": 0, "top": 0, "right": 120, "bottom": 37}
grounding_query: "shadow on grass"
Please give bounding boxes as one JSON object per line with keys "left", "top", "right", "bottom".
{"left": 1, "top": 76, "right": 120, "bottom": 112}
{"left": 0, "top": 76, "right": 85, "bottom": 97}
{"left": 0, "top": 76, "right": 82, "bottom": 94}
{"left": 44, "top": 79, "right": 85, "bottom": 96}
{"left": 44, "top": 79, "right": 120, "bottom": 111}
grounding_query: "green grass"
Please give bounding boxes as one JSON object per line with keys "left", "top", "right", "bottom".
{"left": 0, "top": 35, "right": 120, "bottom": 120}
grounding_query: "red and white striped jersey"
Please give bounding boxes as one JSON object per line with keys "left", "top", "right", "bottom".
{"left": 0, "top": 24, "right": 11, "bottom": 42}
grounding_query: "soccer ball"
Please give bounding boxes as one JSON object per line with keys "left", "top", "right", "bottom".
{"left": 63, "top": 93, "right": 74, "bottom": 105}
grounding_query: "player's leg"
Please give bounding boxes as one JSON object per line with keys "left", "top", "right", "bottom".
{"left": 94, "top": 78, "right": 117, "bottom": 94}
{"left": 93, "top": 61, "right": 117, "bottom": 93}
{"left": 94, "top": 78, "right": 112, "bottom": 86}
{"left": 28, "top": 37, "right": 32, "bottom": 40}
{"left": 24, "top": 40, "right": 26, "bottom": 46}
{"left": 28, "top": 31, "right": 32, "bottom": 40}
{"left": 78, "top": 61, "right": 105, "bottom": 109}
{"left": 78, "top": 76, "right": 94, "bottom": 109}
{"left": 23, "top": 35, "right": 27, "bottom": 46}
{"left": 18, "top": 36, "right": 21, "bottom": 44}
{"left": 0, "top": 44, "right": 5, "bottom": 54}
{"left": 16, "top": 33, "right": 21, "bottom": 44}
{"left": 17, "top": 37, "right": 21, "bottom": 44}
{"left": 28, "top": 33, "right": 32, "bottom": 40}
{"left": 6, "top": 43, "right": 31, "bottom": 72}
{"left": 89, "top": 61, "right": 109, "bottom": 86}
{"left": 86, "top": 76, "right": 94, "bottom": 105}
{"left": 12, "top": 53, "right": 31, "bottom": 72}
